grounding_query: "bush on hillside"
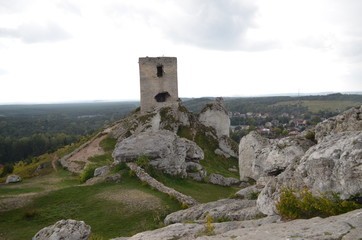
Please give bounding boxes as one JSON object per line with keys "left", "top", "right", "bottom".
{"left": 276, "top": 187, "right": 361, "bottom": 219}
{"left": 79, "top": 165, "right": 97, "bottom": 183}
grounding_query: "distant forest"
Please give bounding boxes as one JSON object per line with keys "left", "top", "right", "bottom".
{"left": 1, "top": 93, "right": 361, "bottom": 165}
{"left": 0, "top": 102, "right": 138, "bottom": 164}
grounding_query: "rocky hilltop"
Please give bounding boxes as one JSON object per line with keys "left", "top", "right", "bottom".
{"left": 41, "top": 104, "right": 362, "bottom": 240}
{"left": 110, "top": 97, "right": 238, "bottom": 181}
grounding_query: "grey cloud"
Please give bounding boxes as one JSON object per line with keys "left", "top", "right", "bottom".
{"left": 164, "top": 0, "right": 262, "bottom": 51}
{"left": 108, "top": 0, "right": 274, "bottom": 51}
{"left": 0, "top": 22, "right": 71, "bottom": 43}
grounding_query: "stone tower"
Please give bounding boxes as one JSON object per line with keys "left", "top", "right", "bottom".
{"left": 139, "top": 57, "right": 178, "bottom": 113}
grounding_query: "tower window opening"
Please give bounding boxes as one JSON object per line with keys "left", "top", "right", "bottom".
{"left": 157, "top": 65, "right": 163, "bottom": 77}
{"left": 155, "top": 92, "right": 170, "bottom": 102}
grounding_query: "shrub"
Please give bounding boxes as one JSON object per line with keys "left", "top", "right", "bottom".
{"left": 305, "top": 131, "right": 316, "bottom": 143}
{"left": 181, "top": 202, "right": 189, "bottom": 209}
{"left": 113, "top": 162, "right": 127, "bottom": 172}
{"left": 248, "top": 191, "right": 260, "bottom": 200}
{"left": 0, "top": 164, "right": 14, "bottom": 178}
{"left": 204, "top": 215, "right": 215, "bottom": 235}
{"left": 135, "top": 156, "right": 150, "bottom": 169}
{"left": 79, "top": 165, "right": 97, "bottom": 183}
{"left": 276, "top": 187, "right": 361, "bottom": 219}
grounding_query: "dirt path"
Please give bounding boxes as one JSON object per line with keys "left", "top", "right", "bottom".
{"left": 52, "top": 154, "right": 58, "bottom": 173}
{"left": 63, "top": 134, "right": 108, "bottom": 173}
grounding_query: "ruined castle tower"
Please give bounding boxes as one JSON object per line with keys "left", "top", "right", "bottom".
{"left": 139, "top": 57, "right": 178, "bottom": 113}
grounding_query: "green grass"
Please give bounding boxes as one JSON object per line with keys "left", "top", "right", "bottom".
{"left": 0, "top": 173, "right": 182, "bottom": 240}
{"left": 177, "top": 126, "right": 239, "bottom": 179}
{"left": 0, "top": 187, "right": 44, "bottom": 195}
{"left": 149, "top": 169, "right": 239, "bottom": 203}
{"left": 88, "top": 153, "right": 113, "bottom": 167}
{"left": 99, "top": 136, "right": 117, "bottom": 152}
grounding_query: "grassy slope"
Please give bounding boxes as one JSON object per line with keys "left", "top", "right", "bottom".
{"left": 177, "top": 125, "right": 239, "bottom": 179}
{"left": 0, "top": 107, "right": 244, "bottom": 239}
{"left": 0, "top": 171, "right": 182, "bottom": 239}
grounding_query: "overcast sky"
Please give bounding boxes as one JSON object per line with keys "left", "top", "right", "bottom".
{"left": 0, "top": 0, "right": 361, "bottom": 104}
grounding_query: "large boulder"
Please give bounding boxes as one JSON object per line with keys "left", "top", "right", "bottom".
{"left": 5, "top": 175, "right": 21, "bottom": 184}
{"left": 297, "top": 131, "right": 362, "bottom": 199}
{"left": 199, "top": 97, "right": 230, "bottom": 138}
{"left": 208, "top": 173, "right": 240, "bottom": 187}
{"left": 32, "top": 219, "right": 91, "bottom": 240}
{"left": 164, "top": 199, "right": 261, "bottom": 225}
{"left": 238, "top": 131, "right": 314, "bottom": 181}
{"left": 112, "top": 130, "right": 204, "bottom": 177}
{"left": 315, "top": 105, "right": 362, "bottom": 142}
{"left": 93, "top": 166, "right": 110, "bottom": 177}
{"left": 257, "top": 130, "right": 362, "bottom": 215}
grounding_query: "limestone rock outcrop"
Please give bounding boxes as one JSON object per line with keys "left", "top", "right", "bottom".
{"left": 113, "top": 130, "right": 204, "bottom": 177}
{"left": 208, "top": 173, "right": 240, "bottom": 187}
{"left": 198, "top": 208, "right": 362, "bottom": 240}
{"left": 164, "top": 199, "right": 261, "bottom": 225}
{"left": 255, "top": 130, "right": 362, "bottom": 215}
{"left": 315, "top": 105, "right": 362, "bottom": 142}
{"left": 5, "top": 174, "right": 21, "bottom": 184}
{"left": 94, "top": 165, "right": 110, "bottom": 177}
{"left": 237, "top": 106, "right": 362, "bottom": 216}
{"left": 297, "top": 131, "right": 362, "bottom": 199}
{"left": 32, "top": 219, "right": 91, "bottom": 240}
{"left": 238, "top": 131, "right": 314, "bottom": 181}
{"left": 115, "top": 209, "right": 362, "bottom": 240}
{"left": 199, "top": 97, "right": 230, "bottom": 138}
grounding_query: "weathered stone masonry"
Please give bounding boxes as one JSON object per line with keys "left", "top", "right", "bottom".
{"left": 139, "top": 57, "right": 179, "bottom": 113}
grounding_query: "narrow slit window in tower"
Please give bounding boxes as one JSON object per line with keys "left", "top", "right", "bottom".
{"left": 157, "top": 65, "right": 163, "bottom": 77}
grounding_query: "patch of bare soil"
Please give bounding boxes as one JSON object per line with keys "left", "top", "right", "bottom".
{"left": 0, "top": 192, "right": 38, "bottom": 212}
{"left": 95, "top": 189, "right": 163, "bottom": 212}
{"left": 0, "top": 173, "right": 76, "bottom": 212}
{"left": 65, "top": 134, "right": 107, "bottom": 173}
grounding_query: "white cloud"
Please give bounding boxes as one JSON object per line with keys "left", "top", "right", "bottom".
{"left": 0, "top": 0, "right": 361, "bottom": 104}
{"left": 0, "top": 22, "right": 71, "bottom": 43}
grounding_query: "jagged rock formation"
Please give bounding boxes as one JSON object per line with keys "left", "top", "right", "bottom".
{"left": 32, "top": 219, "right": 91, "bottom": 240}
{"left": 164, "top": 199, "right": 262, "bottom": 225}
{"left": 93, "top": 165, "right": 110, "bottom": 177}
{"left": 237, "top": 105, "right": 362, "bottom": 216}
{"left": 5, "top": 174, "right": 21, "bottom": 184}
{"left": 199, "top": 97, "right": 230, "bottom": 138}
{"left": 113, "top": 130, "right": 204, "bottom": 177}
{"left": 315, "top": 105, "right": 362, "bottom": 141}
{"left": 110, "top": 100, "right": 238, "bottom": 178}
{"left": 238, "top": 132, "right": 314, "bottom": 180}
{"left": 208, "top": 173, "right": 240, "bottom": 186}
